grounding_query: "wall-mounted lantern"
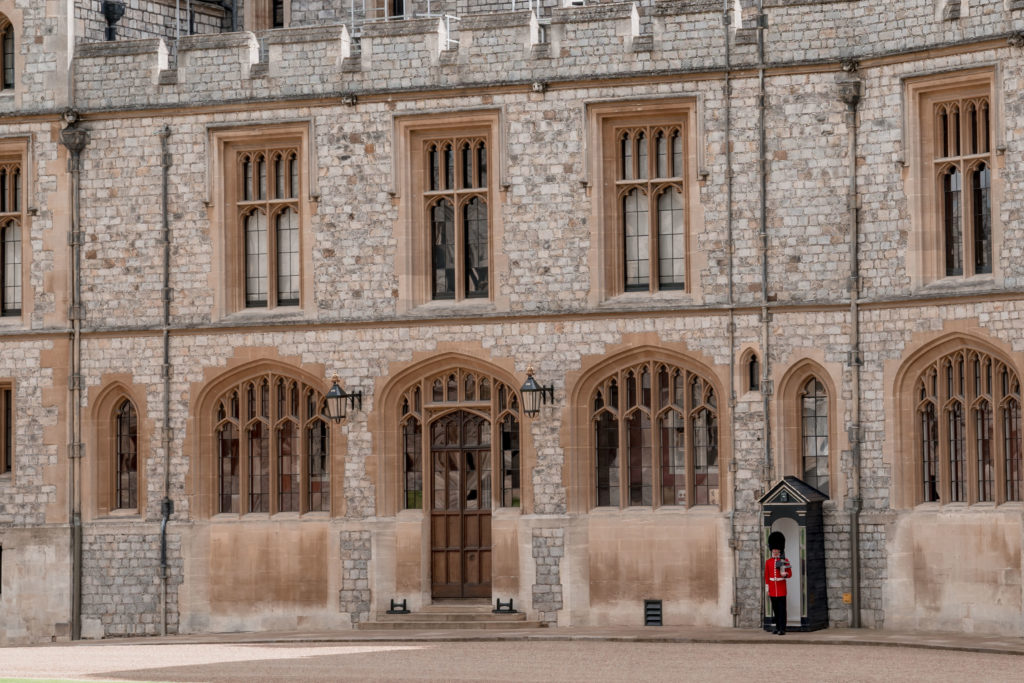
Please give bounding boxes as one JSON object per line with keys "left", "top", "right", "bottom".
{"left": 519, "top": 366, "right": 554, "bottom": 418}
{"left": 324, "top": 375, "right": 362, "bottom": 423}
{"left": 102, "top": 1, "right": 127, "bottom": 41}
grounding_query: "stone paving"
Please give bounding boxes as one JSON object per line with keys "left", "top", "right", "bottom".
{"left": 47, "top": 625, "right": 1024, "bottom": 657}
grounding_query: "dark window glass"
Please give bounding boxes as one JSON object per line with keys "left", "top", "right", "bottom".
{"left": 2, "top": 24, "right": 13, "bottom": 90}
{"left": 431, "top": 200, "right": 455, "bottom": 299}
{"left": 1, "top": 221, "right": 21, "bottom": 316}
{"left": 403, "top": 418, "right": 422, "bottom": 509}
{"left": 115, "top": 400, "right": 138, "bottom": 509}
{"left": 623, "top": 189, "right": 649, "bottom": 291}
{"left": 800, "top": 379, "right": 829, "bottom": 494}
{"left": 464, "top": 198, "right": 488, "bottom": 298}
{"left": 595, "top": 411, "right": 619, "bottom": 506}
{"left": 972, "top": 164, "right": 991, "bottom": 275}
{"left": 943, "top": 168, "right": 962, "bottom": 276}
{"left": 657, "top": 189, "right": 685, "bottom": 290}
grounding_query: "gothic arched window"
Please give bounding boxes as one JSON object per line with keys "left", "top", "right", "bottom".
{"left": 590, "top": 361, "right": 719, "bottom": 508}
{"left": 915, "top": 349, "right": 1021, "bottom": 504}
{"left": 214, "top": 373, "right": 329, "bottom": 515}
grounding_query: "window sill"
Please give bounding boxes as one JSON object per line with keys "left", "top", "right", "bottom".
{"left": 599, "top": 289, "right": 694, "bottom": 310}
{"left": 491, "top": 506, "right": 523, "bottom": 520}
{"left": 588, "top": 504, "right": 722, "bottom": 515}
{"left": 95, "top": 509, "right": 142, "bottom": 521}
{"left": 917, "top": 273, "right": 996, "bottom": 295}
{"left": 219, "top": 306, "right": 309, "bottom": 325}
{"left": 407, "top": 298, "right": 497, "bottom": 319}
{"left": 210, "top": 511, "right": 333, "bottom": 521}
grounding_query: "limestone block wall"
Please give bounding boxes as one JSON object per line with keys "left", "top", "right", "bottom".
{"left": 0, "top": 338, "right": 63, "bottom": 528}
{"left": 0, "top": 0, "right": 73, "bottom": 114}
{"left": 80, "top": 525, "right": 183, "bottom": 637}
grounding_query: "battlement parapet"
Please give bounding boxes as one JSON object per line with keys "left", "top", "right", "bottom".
{"left": 69, "top": 0, "right": 1023, "bottom": 113}
{"left": 74, "top": 39, "right": 169, "bottom": 110}
{"left": 261, "top": 25, "right": 351, "bottom": 94}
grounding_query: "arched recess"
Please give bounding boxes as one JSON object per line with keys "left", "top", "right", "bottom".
{"left": 373, "top": 352, "right": 531, "bottom": 517}
{"left": 738, "top": 346, "right": 761, "bottom": 394}
{"left": 189, "top": 358, "right": 341, "bottom": 519}
{"left": 776, "top": 360, "right": 839, "bottom": 499}
{"left": 892, "top": 332, "right": 1023, "bottom": 509}
{"left": 86, "top": 377, "right": 150, "bottom": 521}
{"left": 566, "top": 344, "right": 729, "bottom": 514}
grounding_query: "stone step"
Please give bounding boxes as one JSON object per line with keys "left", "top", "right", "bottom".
{"left": 371, "top": 611, "right": 528, "bottom": 622}
{"left": 358, "top": 599, "right": 544, "bottom": 630}
{"left": 356, "top": 622, "right": 544, "bottom": 634}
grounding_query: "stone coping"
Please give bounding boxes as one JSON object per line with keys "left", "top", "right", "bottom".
{"left": 551, "top": 2, "right": 637, "bottom": 24}
{"left": 261, "top": 24, "right": 350, "bottom": 45}
{"left": 178, "top": 32, "right": 256, "bottom": 52}
{"left": 461, "top": 11, "right": 534, "bottom": 31}
{"left": 75, "top": 38, "right": 165, "bottom": 58}
{"left": 359, "top": 17, "right": 443, "bottom": 39}
{"left": 652, "top": 0, "right": 722, "bottom": 16}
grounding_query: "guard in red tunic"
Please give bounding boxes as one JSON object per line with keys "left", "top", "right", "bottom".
{"left": 765, "top": 532, "right": 792, "bottom": 635}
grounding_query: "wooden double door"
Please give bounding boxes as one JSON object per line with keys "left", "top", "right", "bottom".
{"left": 430, "top": 410, "right": 492, "bottom": 598}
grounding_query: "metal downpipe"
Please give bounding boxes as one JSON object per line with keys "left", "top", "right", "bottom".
{"left": 60, "top": 115, "right": 89, "bottom": 642}
{"left": 723, "top": 0, "right": 739, "bottom": 629}
{"left": 839, "top": 74, "right": 863, "bottom": 629}
{"left": 756, "top": 0, "right": 771, "bottom": 483}
{"left": 159, "top": 125, "right": 173, "bottom": 637}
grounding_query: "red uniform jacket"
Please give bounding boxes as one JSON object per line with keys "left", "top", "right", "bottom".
{"left": 764, "top": 557, "right": 792, "bottom": 598}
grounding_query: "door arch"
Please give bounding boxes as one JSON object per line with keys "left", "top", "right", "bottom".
{"left": 429, "top": 409, "right": 492, "bottom": 598}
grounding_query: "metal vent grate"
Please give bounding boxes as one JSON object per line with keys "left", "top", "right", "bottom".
{"left": 644, "top": 599, "right": 662, "bottom": 626}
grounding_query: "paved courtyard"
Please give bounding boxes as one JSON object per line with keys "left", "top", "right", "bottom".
{"left": 1, "top": 639, "right": 1022, "bottom": 682}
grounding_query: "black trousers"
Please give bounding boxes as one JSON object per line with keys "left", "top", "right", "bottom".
{"left": 769, "top": 596, "right": 787, "bottom": 633}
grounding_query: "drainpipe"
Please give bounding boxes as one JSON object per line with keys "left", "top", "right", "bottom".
{"left": 158, "top": 125, "right": 174, "bottom": 636}
{"left": 723, "top": 0, "right": 739, "bottom": 629}
{"left": 755, "top": 0, "right": 771, "bottom": 484}
{"left": 59, "top": 110, "right": 89, "bottom": 642}
{"left": 838, "top": 66, "right": 863, "bottom": 629}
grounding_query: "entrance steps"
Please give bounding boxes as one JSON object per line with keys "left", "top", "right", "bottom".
{"left": 357, "top": 600, "right": 546, "bottom": 630}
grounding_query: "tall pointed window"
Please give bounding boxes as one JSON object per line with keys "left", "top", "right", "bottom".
{"left": 425, "top": 137, "right": 489, "bottom": 301}
{"left": 0, "top": 158, "right": 22, "bottom": 317}
{"left": 915, "top": 349, "right": 1021, "bottom": 504}
{"left": 398, "top": 368, "right": 520, "bottom": 510}
{"left": 800, "top": 378, "right": 829, "bottom": 493}
{"left": 0, "top": 383, "right": 11, "bottom": 476}
{"left": 115, "top": 399, "right": 138, "bottom": 510}
{"left": 0, "top": 16, "right": 13, "bottom": 91}
{"left": 617, "top": 126, "right": 686, "bottom": 292}
{"left": 592, "top": 101, "right": 698, "bottom": 300}
{"left": 935, "top": 96, "right": 991, "bottom": 277}
{"left": 236, "top": 147, "right": 301, "bottom": 309}
{"left": 591, "top": 361, "right": 719, "bottom": 508}
{"left": 214, "top": 373, "right": 329, "bottom": 515}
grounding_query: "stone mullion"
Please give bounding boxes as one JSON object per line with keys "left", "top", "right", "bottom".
{"left": 488, "top": 387, "right": 498, "bottom": 510}
{"left": 936, "top": 362, "right": 950, "bottom": 504}
{"left": 420, "top": 379, "right": 434, "bottom": 512}
{"left": 239, "top": 381, "right": 251, "bottom": 515}
{"left": 993, "top": 364, "right": 1008, "bottom": 504}
{"left": 646, "top": 178, "right": 659, "bottom": 294}
{"left": 617, "top": 369, "right": 628, "bottom": 508}
{"left": 964, "top": 356, "right": 979, "bottom": 504}
{"left": 960, "top": 158, "right": 977, "bottom": 278}
{"left": 299, "top": 410, "right": 310, "bottom": 515}
{"left": 685, "top": 370, "right": 695, "bottom": 509}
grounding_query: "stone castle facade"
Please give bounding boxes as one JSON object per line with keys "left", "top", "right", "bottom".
{"left": 1, "top": 0, "right": 1023, "bottom": 643}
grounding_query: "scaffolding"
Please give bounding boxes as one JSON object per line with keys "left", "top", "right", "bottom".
{"left": 347, "top": 0, "right": 460, "bottom": 51}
